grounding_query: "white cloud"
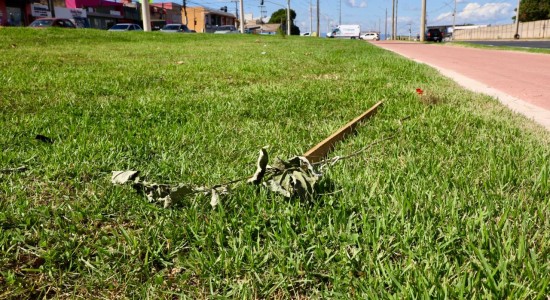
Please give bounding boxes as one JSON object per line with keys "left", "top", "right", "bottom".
{"left": 346, "top": 0, "right": 367, "bottom": 8}
{"left": 434, "top": 2, "right": 512, "bottom": 25}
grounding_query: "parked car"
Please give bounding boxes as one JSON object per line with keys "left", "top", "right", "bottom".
{"left": 160, "top": 24, "right": 193, "bottom": 33}
{"left": 426, "top": 28, "right": 443, "bottom": 42}
{"left": 360, "top": 32, "right": 380, "bottom": 41}
{"left": 28, "top": 18, "right": 76, "bottom": 28}
{"left": 214, "top": 25, "right": 238, "bottom": 34}
{"left": 108, "top": 23, "right": 143, "bottom": 31}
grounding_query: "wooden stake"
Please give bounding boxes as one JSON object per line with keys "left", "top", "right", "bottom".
{"left": 303, "top": 101, "right": 383, "bottom": 163}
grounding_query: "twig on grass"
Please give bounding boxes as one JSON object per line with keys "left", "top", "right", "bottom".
{"left": 311, "top": 135, "right": 396, "bottom": 167}
{"left": 114, "top": 115, "right": 411, "bottom": 207}
{"left": 0, "top": 166, "right": 28, "bottom": 174}
{"left": 311, "top": 115, "right": 411, "bottom": 167}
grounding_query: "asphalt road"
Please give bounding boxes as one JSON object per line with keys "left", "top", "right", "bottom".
{"left": 373, "top": 41, "right": 550, "bottom": 130}
{"left": 464, "top": 40, "right": 550, "bottom": 49}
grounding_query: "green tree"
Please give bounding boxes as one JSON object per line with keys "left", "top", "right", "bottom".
{"left": 518, "top": 0, "right": 550, "bottom": 22}
{"left": 268, "top": 8, "right": 300, "bottom": 35}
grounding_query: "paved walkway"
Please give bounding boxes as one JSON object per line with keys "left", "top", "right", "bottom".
{"left": 373, "top": 41, "right": 550, "bottom": 131}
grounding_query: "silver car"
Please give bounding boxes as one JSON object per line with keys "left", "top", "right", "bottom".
{"left": 214, "top": 25, "right": 238, "bottom": 34}
{"left": 108, "top": 23, "right": 143, "bottom": 31}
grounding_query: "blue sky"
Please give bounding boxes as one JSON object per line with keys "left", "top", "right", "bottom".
{"left": 177, "top": 0, "right": 519, "bottom": 35}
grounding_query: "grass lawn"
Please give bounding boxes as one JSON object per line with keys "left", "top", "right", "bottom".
{"left": 452, "top": 41, "right": 550, "bottom": 54}
{"left": 1, "top": 28, "right": 549, "bottom": 299}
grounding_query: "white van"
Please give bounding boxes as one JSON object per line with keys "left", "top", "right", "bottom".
{"left": 326, "top": 25, "right": 361, "bottom": 39}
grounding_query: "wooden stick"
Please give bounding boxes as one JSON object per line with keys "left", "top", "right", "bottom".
{"left": 303, "top": 101, "right": 383, "bottom": 163}
{"left": 0, "top": 166, "right": 28, "bottom": 174}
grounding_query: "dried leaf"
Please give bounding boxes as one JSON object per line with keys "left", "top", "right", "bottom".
{"left": 112, "top": 148, "right": 329, "bottom": 207}
{"left": 263, "top": 156, "right": 321, "bottom": 198}
{"left": 263, "top": 177, "right": 292, "bottom": 198}
{"left": 210, "top": 189, "right": 219, "bottom": 208}
{"left": 247, "top": 148, "right": 269, "bottom": 184}
{"left": 111, "top": 171, "right": 139, "bottom": 184}
{"left": 135, "top": 182, "right": 196, "bottom": 208}
{"left": 291, "top": 170, "right": 315, "bottom": 198}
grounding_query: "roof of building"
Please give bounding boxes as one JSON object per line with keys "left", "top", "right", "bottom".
{"left": 150, "top": 3, "right": 182, "bottom": 10}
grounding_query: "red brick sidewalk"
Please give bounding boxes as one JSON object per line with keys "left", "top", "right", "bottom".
{"left": 373, "top": 41, "right": 550, "bottom": 130}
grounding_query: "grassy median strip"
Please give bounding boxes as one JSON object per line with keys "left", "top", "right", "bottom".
{"left": 452, "top": 41, "right": 550, "bottom": 54}
{"left": 1, "top": 28, "right": 549, "bottom": 298}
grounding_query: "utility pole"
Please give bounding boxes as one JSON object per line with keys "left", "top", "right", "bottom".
{"left": 385, "top": 8, "right": 387, "bottom": 40}
{"left": 232, "top": 0, "right": 239, "bottom": 27}
{"left": 339, "top": 0, "right": 341, "bottom": 25}
{"left": 48, "top": 0, "right": 56, "bottom": 17}
{"left": 233, "top": 0, "right": 239, "bottom": 19}
{"left": 452, "top": 0, "right": 456, "bottom": 40}
{"left": 395, "top": 0, "right": 398, "bottom": 39}
{"left": 309, "top": 0, "right": 313, "bottom": 33}
{"left": 287, "top": 0, "right": 291, "bottom": 35}
{"left": 316, "top": 0, "right": 320, "bottom": 37}
{"left": 408, "top": 23, "right": 411, "bottom": 40}
{"left": 141, "top": 0, "right": 151, "bottom": 31}
{"left": 239, "top": 0, "right": 245, "bottom": 33}
{"left": 391, "top": 0, "right": 395, "bottom": 39}
{"left": 420, "top": 0, "right": 426, "bottom": 41}
{"left": 259, "top": 5, "right": 266, "bottom": 24}
{"left": 514, "top": 0, "right": 521, "bottom": 39}
{"left": 182, "top": 0, "right": 187, "bottom": 25}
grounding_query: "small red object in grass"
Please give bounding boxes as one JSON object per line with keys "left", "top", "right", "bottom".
{"left": 416, "top": 88, "right": 424, "bottom": 95}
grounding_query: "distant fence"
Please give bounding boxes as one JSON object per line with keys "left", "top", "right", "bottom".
{"left": 454, "top": 19, "right": 550, "bottom": 40}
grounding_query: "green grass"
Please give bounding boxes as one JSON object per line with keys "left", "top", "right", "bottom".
{"left": 451, "top": 41, "right": 550, "bottom": 54}
{"left": 1, "top": 28, "right": 549, "bottom": 299}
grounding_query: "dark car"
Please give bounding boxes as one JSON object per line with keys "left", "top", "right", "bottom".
{"left": 160, "top": 24, "right": 193, "bottom": 33}
{"left": 426, "top": 29, "right": 443, "bottom": 42}
{"left": 28, "top": 18, "right": 76, "bottom": 28}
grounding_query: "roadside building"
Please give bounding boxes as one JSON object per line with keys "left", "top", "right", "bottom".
{"left": 150, "top": 2, "right": 181, "bottom": 25}
{"left": 0, "top": 0, "right": 124, "bottom": 28}
{"left": 0, "top": 0, "right": 183, "bottom": 29}
{"left": 184, "top": 6, "right": 236, "bottom": 33}
{"left": 149, "top": 2, "right": 182, "bottom": 30}
{"left": 0, "top": 0, "right": 67, "bottom": 26}
{"left": 244, "top": 17, "right": 281, "bottom": 35}
{"left": 66, "top": 0, "right": 126, "bottom": 29}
